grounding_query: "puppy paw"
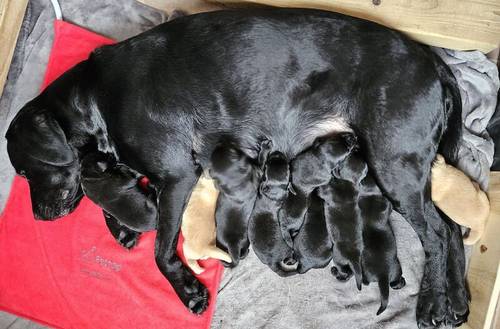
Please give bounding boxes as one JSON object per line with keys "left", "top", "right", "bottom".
{"left": 390, "top": 276, "right": 406, "bottom": 290}
{"left": 117, "top": 228, "right": 140, "bottom": 249}
{"left": 331, "top": 265, "right": 353, "bottom": 282}
{"left": 416, "top": 289, "right": 447, "bottom": 328}
{"left": 223, "top": 243, "right": 250, "bottom": 268}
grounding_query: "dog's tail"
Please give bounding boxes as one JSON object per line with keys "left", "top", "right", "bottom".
{"left": 431, "top": 52, "right": 463, "bottom": 166}
{"left": 376, "top": 276, "right": 390, "bottom": 315}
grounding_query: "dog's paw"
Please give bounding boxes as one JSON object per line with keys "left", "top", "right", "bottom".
{"left": 390, "top": 276, "right": 406, "bottom": 290}
{"left": 117, "top": 228, "right": 140, "bottom": 249}
{"left": 239, "top": 245, "right": 250, "bottom": 260}
{"left": 444, "top": 287, "right": 469, "bottom": 327}
{"left": 223, "top": 244, "right": 250, "bottom": 268}
{"left": 416, "top": 289, "right": 447, "bottom": 328}
{"left": 181, "top": 276, "right": 209, "bottom": 314}
{"left": 331, "top": 265, "right": 353, "bottom": 282}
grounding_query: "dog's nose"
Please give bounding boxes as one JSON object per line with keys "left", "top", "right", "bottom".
{"left": 280, "top": 256, "right": 298, "bottom": 272}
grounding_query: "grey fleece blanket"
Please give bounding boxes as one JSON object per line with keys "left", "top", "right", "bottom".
{"left": 0, "top": 1, "right": 497, "bottom": 329}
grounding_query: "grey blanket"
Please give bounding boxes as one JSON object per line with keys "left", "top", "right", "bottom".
{"left": 0, "top": 1, "right": 497, "bottom": 329}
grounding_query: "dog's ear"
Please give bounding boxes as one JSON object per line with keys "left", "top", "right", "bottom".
{"left": 6, "top": 108, "right": 76, "bottom": 166}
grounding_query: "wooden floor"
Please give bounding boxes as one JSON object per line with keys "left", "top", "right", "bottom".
{"left": 0, "top": 0, "right": 29, "bottom": 98}
{"left": 462, "top": 172, "right": 500, "bottom": 329}
{"left": 213, "top": 0, "right": 500, "bottom": 53}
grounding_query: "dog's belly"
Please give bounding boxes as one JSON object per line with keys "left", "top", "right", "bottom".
{"left": 92, "top": 8, "right": 446, "bottom": 180}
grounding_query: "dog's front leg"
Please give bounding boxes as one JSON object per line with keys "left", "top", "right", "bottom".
{"left": 154, "top": 172, "right": 209, "bottom": 314}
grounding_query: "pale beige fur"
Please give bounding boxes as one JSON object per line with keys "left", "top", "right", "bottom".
{"left": 432, "top": 154, "right": 490, "bottom": 245}
{"left": 181, "top": 176, "right": 231, "bottom": 274}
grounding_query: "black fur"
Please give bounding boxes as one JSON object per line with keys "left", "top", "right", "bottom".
{"left": 249, "top": 149, "right": 297, "bottom": 276}
{"left": 209, "top": 144, "right": 259, "bottom": 267}
{"left": 319, "top": 146, "right": 406, "bottom": 315}
{"left": 5, "top": 8, "right": 466, "bottom": 323}
{"left": 80, "top": 151, "right": 158, "bottom": 233}
{"left": 280, "top": 134, "right": 356, "bottom": 246}
{"left": 293, "top": 191, "right": 332, "bottom": 274}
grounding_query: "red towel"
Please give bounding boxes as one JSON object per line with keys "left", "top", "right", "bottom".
{"left": 0, "top": 20, "right": 222, "bottom": 329}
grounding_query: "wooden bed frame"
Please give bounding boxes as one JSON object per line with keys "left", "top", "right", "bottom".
{"left": 1, "top": 0, "right": 499, "bottom": 328}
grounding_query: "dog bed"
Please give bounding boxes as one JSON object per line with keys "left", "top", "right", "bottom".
{"left": 0, "top": 1, "right": 498, "bottom": 329}
{"left": 0, "top": 17, "right": 223, "bottom": 329}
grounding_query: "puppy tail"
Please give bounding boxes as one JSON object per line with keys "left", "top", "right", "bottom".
{"left": 376, "top": 277, "right": 389, "bottom": 315}
{"left": 206, "top": 245, "right": 233, "bottom": 263}
{"left": 432, "top": 52, "right": 462, "bottom": 166}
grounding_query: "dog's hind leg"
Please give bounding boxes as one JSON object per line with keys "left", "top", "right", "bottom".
{"left": 442, "top": 213, "right": 469, "bottom": 327}
{"left": 371, "top": 170, "right": 453, "bottom": 327}
{"left": 103, "top": 211, "right": 141, "bottom": 249}
{"left": 154, "top": 165, "right": 208, "bottom": 314}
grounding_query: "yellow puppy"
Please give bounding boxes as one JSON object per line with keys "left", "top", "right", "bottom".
{"left": 181, "top": 176, "right": 232, "bottom": 274}
{"left": 431, "top": 154, "right": 490, "bottom": 245}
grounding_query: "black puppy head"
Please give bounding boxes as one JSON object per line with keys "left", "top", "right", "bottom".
{"left": 260, "top": 151, "right": 290, "bottom": 201}
{"left": 314, "top": 132, "right": 357, "bottom": 169}
{"left": 6, "top": 105, "right": 82, "bottom": 220}
{"left": 333, "top": 152, "right": 368, "bottom": 185}
{"left": 80, "top": 152, "right": 117, "bottom": 179}
{"left": 248, "top": 209, "right": 298, "bottom": 277}
{"left": 209, "top": 144, "right": 257, "bottom": 194}
{"left": 291, "top": 133, "right": 357, "bottom": 190}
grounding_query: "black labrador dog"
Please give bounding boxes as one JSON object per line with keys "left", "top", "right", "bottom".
{"left": 6, "top": 8, "right": 466, "bottom": 325}
{"left": 318, "top": 146, "right": 406, "bottom": 315}
{"left": 292, "top": 190, "right": 332, "bottom": 274}
{"left": 280, "top": 133, "right": 356, "bottom": 244}
{"left": 248, "top": 149, "right": 297, "bottom": 276}
{"left": 209, "top": 143, "right": 260, "bottom": 267}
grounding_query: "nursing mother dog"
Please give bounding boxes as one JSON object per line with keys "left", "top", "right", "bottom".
{"left": 6, "top": 8, "right": 466, "bottom": 328}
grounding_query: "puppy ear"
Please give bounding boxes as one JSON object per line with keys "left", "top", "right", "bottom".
{"left": 7, "top": 109, "right": 75, "bottom": 166}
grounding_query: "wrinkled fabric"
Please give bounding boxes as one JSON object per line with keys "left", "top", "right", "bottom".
{"left": 432, "top": 48, "right": 499, "bottom": 190}
{"left": 487, "top": 94, "right": 500, "bottom": 170}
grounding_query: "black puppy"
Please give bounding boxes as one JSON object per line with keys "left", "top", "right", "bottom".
{"left": 280, "top": 133, "right": 357, "bottom": 245}
{"left": 319, "top": 147, "right": 406, "bottom": 315}
{"left": 317, "top": 170, "right": 364, "bottom": 290}
{"left": 6, "top": 9, "right": 466, "bottom": 322}
{"left": 80, "top": 152, "right": 158, "bottom": 246}
{"left": 358, "top": 175, "right": 406, "bottom": 315}
{"left": 209, "top": 144, "right": 260, "bottom": 267}
{"left": 248, "top": 149, "right": 297, "bottom": 276}
{"left": 292, "top": 191, "right": 332, "bottom": 274}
